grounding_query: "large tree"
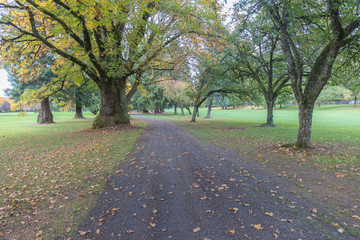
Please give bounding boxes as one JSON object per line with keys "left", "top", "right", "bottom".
{"left": 239, "top": 0, "right": 360, "bottom": 148}
{"left": 227, "top": 19, "right": 289, "bottom": 126}
{"left": 0, "top": 0, "right": 220, "bottom": 128}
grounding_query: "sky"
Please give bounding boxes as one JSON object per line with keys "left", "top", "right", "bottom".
{"left": 0, "top": 0, "right": 237, "bottom": 98}
{"left": 0, "top": 69, "right": 9, "bottom": 97}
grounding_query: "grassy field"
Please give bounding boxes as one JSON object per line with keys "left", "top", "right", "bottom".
{"left": 0, "top": 112, "right": 145, "bottom": 239}
{"left": 149, "top": 104, "right": 360, "bottom": 148}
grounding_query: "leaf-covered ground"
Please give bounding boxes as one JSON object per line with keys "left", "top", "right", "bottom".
{"left": 0, "top": 112, "right": 145, "bottom": 239}
{"left": 79, "top": 116, "right": 359, "bottom": 239}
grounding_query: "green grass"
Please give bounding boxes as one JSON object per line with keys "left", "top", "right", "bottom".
{"left": 148, "top": 104, "right": 360, "bottom": 147}
{"left": 0, "top": 112, "right": 145, "bottom": 239}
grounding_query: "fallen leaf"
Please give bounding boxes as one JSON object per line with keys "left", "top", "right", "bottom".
{"left": 229, "top": 207, "right": 239, "bottom": 213}
{"left": 310, "top": 208, "right": 317, "bottom": 213}
{"left": 78, "top": 231, "right": 88, "bottom": 236}
{"left": 337, "top": 228, "right": 345, "bottom": 233}
{"left": 229, "top": 229, "right": 236, "bottom": 234}
{"left": 96, "top": 229, "right": 100, "bottom": 234}
{"left": 265, "top": 212, "right": 274, "bottom": 217}
{"left": 126, "top": 230, "right": 134, "bottom": 234}
{"left": 193, "top": 227, "right": 201, "bottom": 233}
{"left": 253, "top": 224, "right": 263, "bottom": 230}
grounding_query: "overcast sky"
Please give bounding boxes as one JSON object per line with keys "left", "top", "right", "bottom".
{"left": 0, "top": 0, "right": 237, "bottom": 97}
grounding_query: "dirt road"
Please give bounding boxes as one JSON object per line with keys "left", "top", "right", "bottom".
{"left": 79, "top": 116, "right": 355, "bottom": 239}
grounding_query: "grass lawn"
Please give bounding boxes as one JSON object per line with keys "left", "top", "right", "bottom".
{"left": 144, "top": 104, "right": 360, "bottom": 235}
{"left": 0, "top": 112, "right": 145, "bottom": 239}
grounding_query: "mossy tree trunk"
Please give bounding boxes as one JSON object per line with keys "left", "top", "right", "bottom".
{"left": 93, "top": 78, "right": 130, "bottom": 129}
{"left": 37, "top": 97, "right": 54, "bottom": 124}
{"left": 265, "top": 100, "right": 275, "bottom": 126}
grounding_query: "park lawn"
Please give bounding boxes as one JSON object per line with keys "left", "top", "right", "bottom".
{"left": 146, "top": 105, "right": 360, "bottom": 234}
{"left": 0, "top": 112, "right": 145, "bottom": 239}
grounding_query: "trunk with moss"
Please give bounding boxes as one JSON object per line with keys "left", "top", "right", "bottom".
{"left": 264, "top": 100, "right": 276, "bottom": 126}
{"left": 93, "top": 79, "right": 130, "bottom": 128}
{"left": 74, "top": 100, "right": 85, "bottom": 119}
{"left": 37, "top": 97, "right": 54, "bottom": 124}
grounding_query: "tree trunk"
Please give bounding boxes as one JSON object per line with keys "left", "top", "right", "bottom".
{"left": 93, "top": 79, "right": 130, "bottom": 128}
{"left": 191, "top": 105, "right": 198, "bottom": 122}
{"left": 206, "top": 99, "right": 212, "bottom": 118}
{"left": 174, "top": 103, "right": 177, "bottom": 115}
{"left": 354, "top": 96, "right": 357, "bottom": 107}
{"left": 296, "top": 104, "right": 315, "bottom": 148}
{"left": 37, "top": 97, "right": 54, "bottom": 124}
{"left": 180, "top": 105, "right": 184, "bottom": 115}
{"left": 233, "top": 105, "right": 236, "bottom": 109}
{"left": 74, "top": 100, "right": 85, "bottom": 119}
{"left": 197, "top": 110, "right": 200, "bottom": 117}
{"left": 265, "top": 101, "right": 275, "bottom": 126}
{"left": 318, "top": 102, "right": 321, "bottom": 110}
{"left": 280, "top": 104, "right": 282, "bottom": 109}
{"left": 186, "top": 107, "right": 192, "bottom": 115}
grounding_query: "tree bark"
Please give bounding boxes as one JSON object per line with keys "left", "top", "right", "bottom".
{"left": 37, "top": 97, "right": 54, "bottom": 124}
{"left": 296, "top": 104, "right": 315, "bottom": 148}
{"left": 206, "top": 99, "right": 213, "bottom": 118}
{"left": 265, "top": 101, "right": 275, "bottom": 126}
{"left": 93, "top": 79, "right": 130, "bottom": 128}
{"left": 74, "top": 100, "right": 85, "bottom": 119}
{"left": 180, "top": 105, "right": 184, "bottom": 115}
{"left": 197, "top": 110, "right": 200, "bottom": 117}
{"left": 186, "top": 107, "right": 192, "bottom": 115}
{"left": 191, "top": 105, "right": 198, "bottom": 122}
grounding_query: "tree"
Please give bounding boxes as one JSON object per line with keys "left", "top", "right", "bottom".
{"left": 0, "top": 0, "right": 221, "bottom": 128}
{"left": 162, "top": 80, "right": 193, "bottom": 115}
{"left": 227, "top": 18, "right": 289, "bottom": 126}
{"left": 5, "top": 56, "right": 63, "bottom": 123}
{"left": 240, "top": 0, "right": 360, "bottom": 148}
{"left": 0, "top": 100, "right": 11, "bottom": 112}
{"left": 332, "top": 59, "right": 360, "bottom": 107}
{"left": 316, "top": 86, "right": 345, "bottom": 110}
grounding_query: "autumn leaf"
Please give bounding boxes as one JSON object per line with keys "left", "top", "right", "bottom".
{"left": 310, "top": 208, "right": 317, "bottom": 213}
{"left": 193, "top": 227, "right": 201, "bottom": 233}
{"left": 229, "top": 229, "right": 236, "bottom": 234}
{"left": 229, "top": 207, "right": 239, "bottom": 213}
{"left": 337, "top": 228, "right": 345, "bottom": 233}
{"left": 265, "top": 212, "right": 274, "bottom": 216}
{"left": 252, "top": 224, "right": 263, "bottom": 230}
